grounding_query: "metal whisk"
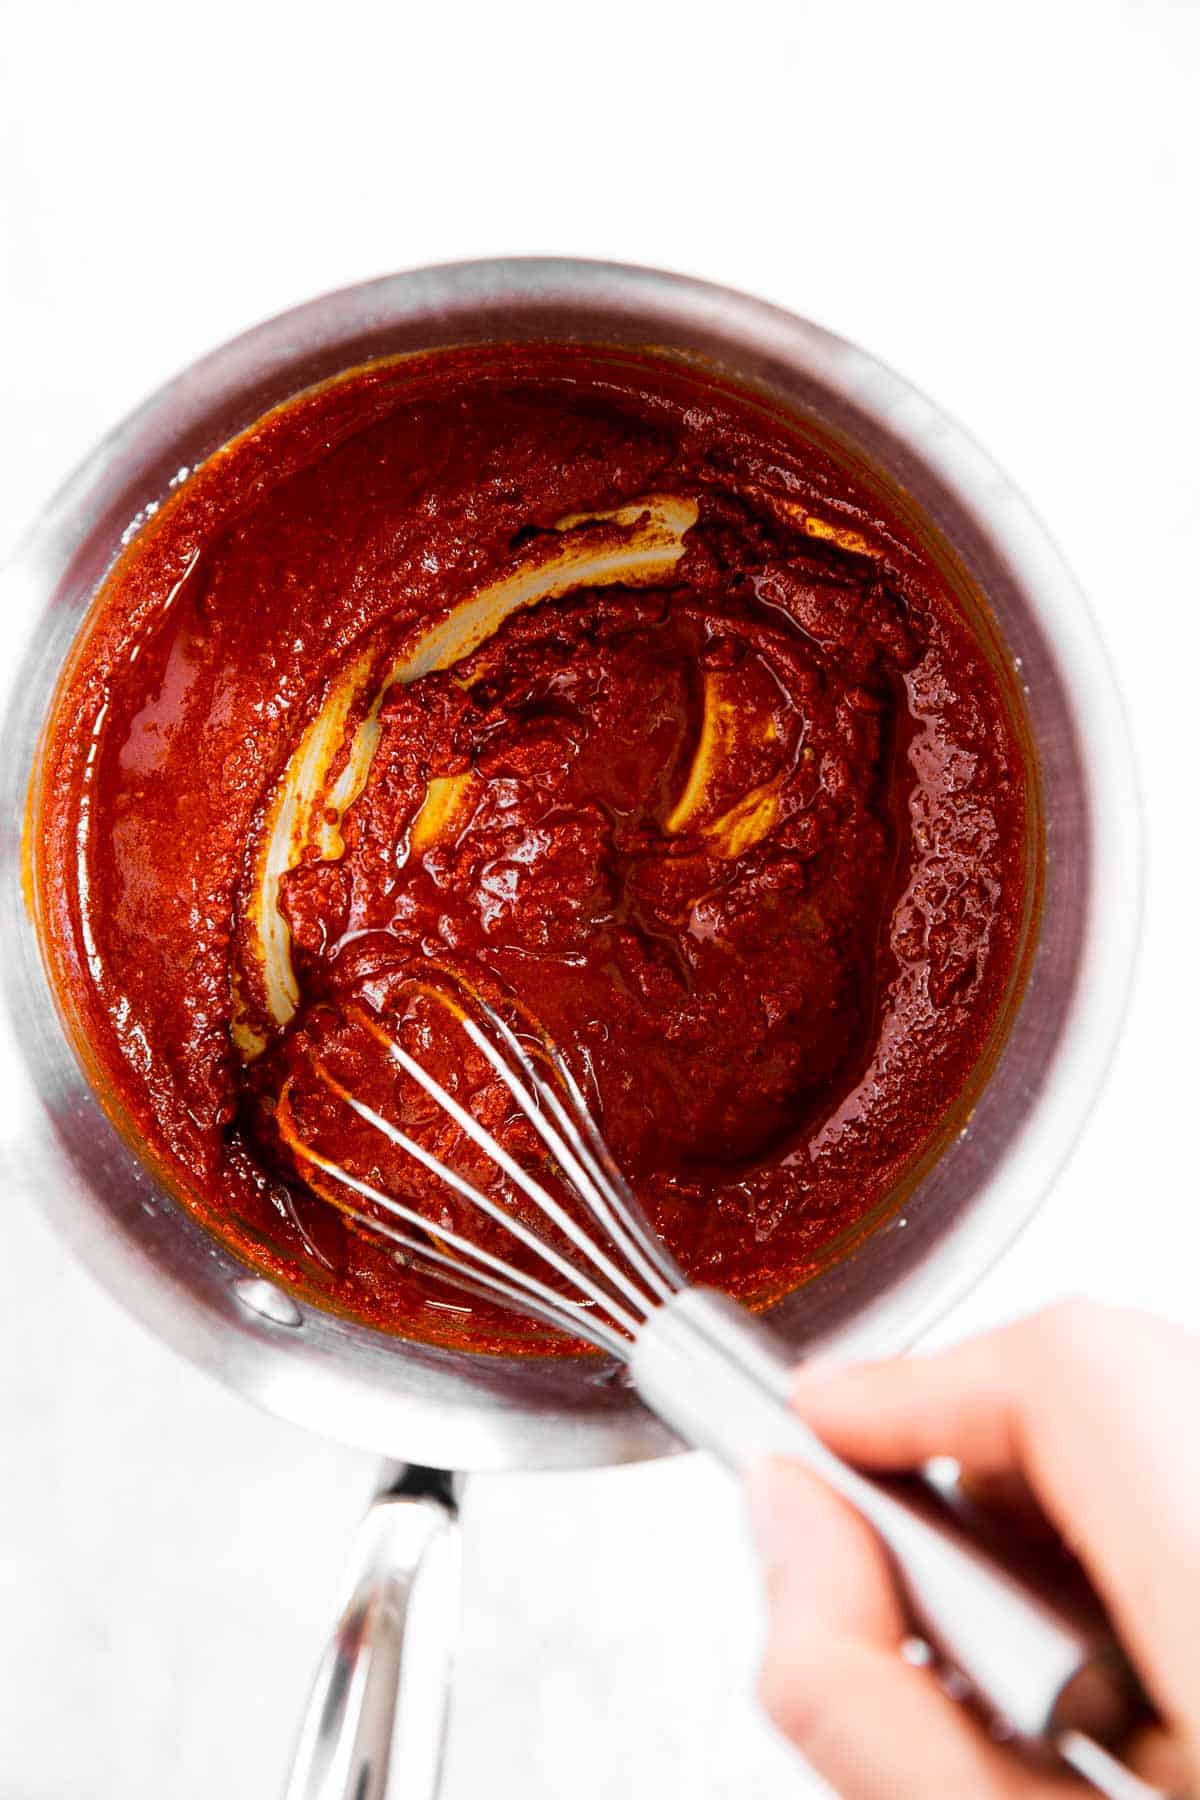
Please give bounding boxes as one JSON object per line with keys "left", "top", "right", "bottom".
{"left": 278, "top": 974, "right": 1159, "bottom": 1800}
{"left": 275, "top": 977, "right": 685, "bottom": 1358}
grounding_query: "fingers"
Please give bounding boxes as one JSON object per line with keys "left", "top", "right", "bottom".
{"left": 790, "top": 1301, "right": 1200, "bottom": 1734}
{"left": 791, "top": 1336, "right": 1025, "bottom": 1475}
{"left": 1121, "top": 1724, "right": 1197, "bottom": 1797}
{"left": 747, "top": 1458, "right": 1076, "bottom": 1799}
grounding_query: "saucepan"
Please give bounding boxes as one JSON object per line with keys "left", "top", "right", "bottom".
{"left": 0, "top": 259, "right": 1141, "bottom": 1796}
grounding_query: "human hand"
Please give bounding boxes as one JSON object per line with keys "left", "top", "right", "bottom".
{"left": 748, "top": 1301, "right": 1200, "bottom": 1797}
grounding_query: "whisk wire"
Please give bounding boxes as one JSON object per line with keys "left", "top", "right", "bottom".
{"left": 279, "top": 975, "right": 690, "bottom": 1351}
{"left": 312, "top": 1059, "right": 648, "bottom": 1338}
{"left": 331, "top": 1199, "right": 630, "bottom": 1358}
{"left": 349, "top": 1001, "right": 663, "bottom": 1324}
{"left": 447, "top": 995, "right": 680, "bottom": 1305}
{"left": 534, "top": 1045, "right": 683, "bottom": 1293}
{"left": 278, "top": 1082, "right": 632, "bottom": 1353}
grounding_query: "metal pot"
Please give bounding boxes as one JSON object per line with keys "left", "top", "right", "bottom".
{"left": 0, "top": 259, "right": 1141, "bottom": 1795}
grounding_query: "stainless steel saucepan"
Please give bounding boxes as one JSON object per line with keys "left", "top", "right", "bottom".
{"left": 0, "top": 259, "right": 1141, "bottom": 1797}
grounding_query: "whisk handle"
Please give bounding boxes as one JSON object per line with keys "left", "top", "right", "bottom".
{"left": 285, "top": 1466, "right": 460, "bottom": 1800}
{"left": 631, "top": 1289, "right": 1147, "bottom": 1763}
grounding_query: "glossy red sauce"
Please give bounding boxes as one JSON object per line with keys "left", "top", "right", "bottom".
{"left": 35, "top": 346, "right": 1035, "bottom": 1352}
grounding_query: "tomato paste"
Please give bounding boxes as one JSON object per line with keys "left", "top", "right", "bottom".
{"left": 35, "top": 346, "right": 1035, "bottom": 1351}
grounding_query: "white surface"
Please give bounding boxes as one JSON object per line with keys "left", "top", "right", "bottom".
{"left": 1, "top": 2, "right": 1198, "bottom": 1795}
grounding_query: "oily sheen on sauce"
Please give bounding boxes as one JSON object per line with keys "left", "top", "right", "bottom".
{"left": 36, "top": 347, "right": 1032, "bottom": 1353}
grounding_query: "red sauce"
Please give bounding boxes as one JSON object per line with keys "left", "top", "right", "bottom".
{"left": 34, "top": 346, "right": 1035, "bottom": 1352}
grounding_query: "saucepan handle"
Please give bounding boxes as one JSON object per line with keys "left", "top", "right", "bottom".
{"left": 285, "top": 1465, "right": 460, "bottom": 1800}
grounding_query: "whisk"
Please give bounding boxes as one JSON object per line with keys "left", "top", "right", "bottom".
{"left": 279, "top": 973, "right": 1159, "bottom": 1800}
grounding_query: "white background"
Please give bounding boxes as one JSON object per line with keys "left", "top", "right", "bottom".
{"left": 1, "top": 2, "right": 1197, "bottom": 1795}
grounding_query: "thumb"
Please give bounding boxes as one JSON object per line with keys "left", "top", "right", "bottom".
{"left": 743, "top": 1458, "right": 1068, "bottom": 1799}
{"left": 745, "top": 1455, "right": 903, "bottom": 1642}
